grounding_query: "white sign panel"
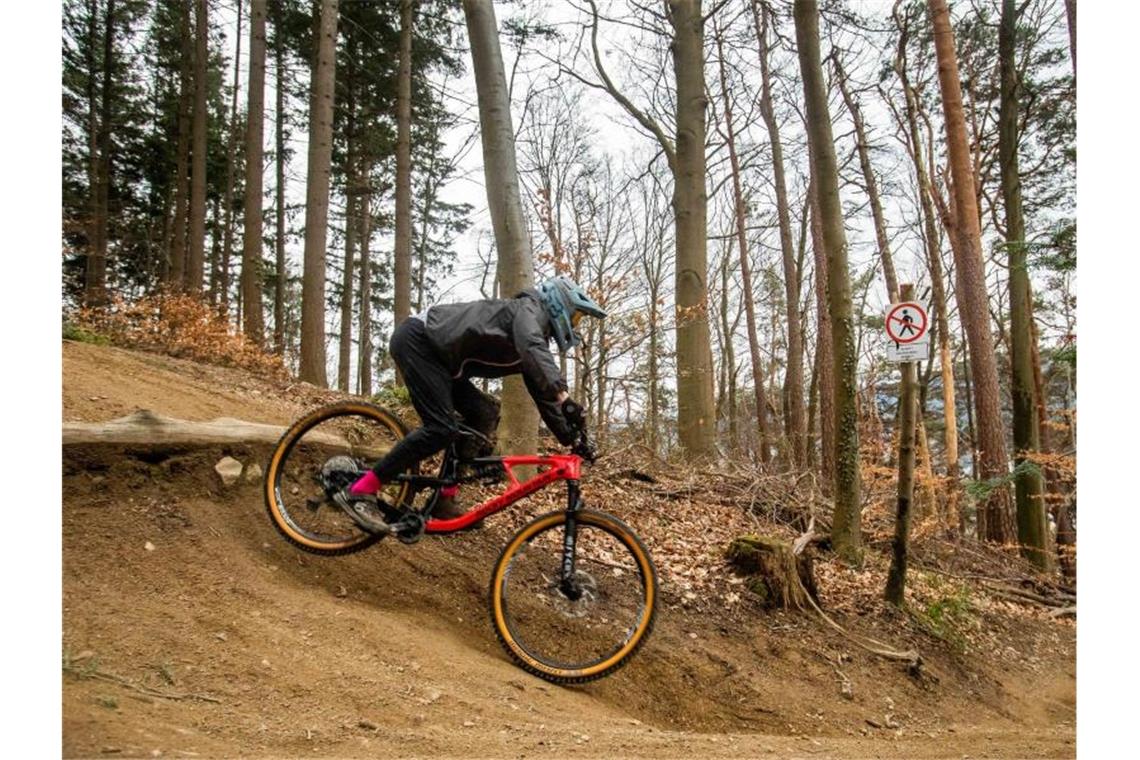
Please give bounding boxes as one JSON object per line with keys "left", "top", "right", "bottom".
{"left": 885, "top": 301, "right": 930, "bottom": 363}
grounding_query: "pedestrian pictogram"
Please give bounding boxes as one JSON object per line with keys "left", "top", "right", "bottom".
{"left": 885, "top": 302, "right": 929, "bottom": 344}
{"left": 885, "top": 300, "right": 930, "bottom": 362}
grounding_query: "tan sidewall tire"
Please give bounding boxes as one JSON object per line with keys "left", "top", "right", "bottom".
{"left": 489, "top": 509, "right": 657, "bottom": 684}
{"left": 264, "top": 401, "right": 409, "bottom": 555}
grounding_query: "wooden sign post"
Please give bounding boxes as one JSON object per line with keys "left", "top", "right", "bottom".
{"left": 886, "top": 283, "right": 920, "bottom": 605}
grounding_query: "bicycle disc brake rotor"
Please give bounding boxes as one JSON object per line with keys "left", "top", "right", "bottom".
{"left": 545, "top": 570, "right": 600, "bottom": 620}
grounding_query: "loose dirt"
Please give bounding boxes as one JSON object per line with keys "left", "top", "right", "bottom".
{"left": 62, "top": 340, "right": 1075, "bottom": 758}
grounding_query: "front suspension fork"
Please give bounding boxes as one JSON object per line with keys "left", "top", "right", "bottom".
{"left": 559, "top": 480, "right": 583, "bottom": 600}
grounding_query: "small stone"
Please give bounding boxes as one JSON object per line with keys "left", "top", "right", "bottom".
{"left": 335, "top": 585, "right": 348, "bottom": 598}
{"left": 358, "top": 719, "right": 378, "bottom": 731}
{"left": 215, "top": 457, "right": 243, "bottom": 486}
{"left": 144, "top": 541, "right": 156, "bottom": 552}
{"left": 841, "top": 682, "right": 854, "bottom": 700}
{"left": 74, "top": 650, "right": 96, "bottom": 662}
{"left": 261, "top": 659, "right": 271, "bottom": 668}
{"left": 688, "top": 632, "right": 698, "bottom": 639}
{"left": 243, "top": 463, "right": 263, "bottom": 483}
{"left": 150, "top": 751, "right": 162, "bottom": 758}
{"left": 214, "top": 632, "right": 227, "bottom": 642}
{"left": 463, "top": 720, "right": 475, "bottom": 728}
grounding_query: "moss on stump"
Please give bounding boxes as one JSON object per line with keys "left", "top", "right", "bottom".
{"left": 726, "top": 534, "right": 819, "bottom": 611}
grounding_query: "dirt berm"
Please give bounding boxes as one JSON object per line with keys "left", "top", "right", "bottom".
{"left": 62, "top": 340, "right": 1076, "bottom": 758}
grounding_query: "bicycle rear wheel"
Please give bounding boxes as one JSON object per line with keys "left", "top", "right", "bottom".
{"left": 489, "top": 509, "right": 657, "bottom": 684}
{"left": 264, "top": 402, "right": 411, "bottom": 555}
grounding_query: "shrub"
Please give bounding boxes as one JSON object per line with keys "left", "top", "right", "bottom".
{"left": 69, "top": 293, "right": 287, "bottom": 379}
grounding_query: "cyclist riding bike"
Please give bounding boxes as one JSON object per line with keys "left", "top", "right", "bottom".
{"left": 337, "top": 275, "right": 606, "bottom": 533}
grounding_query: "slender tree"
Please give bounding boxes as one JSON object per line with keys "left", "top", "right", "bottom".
{"left": 87, "top": 0, "right": 116, "bottom": 306}
{"left": 928, "top": 0, "right": 1015, "bottom": 543}
{"left": 186, "top": 0, "right": 209, "bottom": 293}
{"left": 167, "top": 0, "right": 192, "bottom": 289}
{"left": 393, "top": 0, "right": 415, "bottom": 383}
{"left": 463, "top": 0, "right": 539, "bottom": 455}
{"left": 753, "top": 0, "right": 805, "bottom": 467}
{"left": 218, "top": 0, "right": 242, "bottom": 313}
{"left": 808, "top": 171, "right": 835, "bottom": 493}
{"left": 794, "top": 0, "right": 861, "bottom": 564}
{"left": 1000, "top": 0, "right": 1050, "bottom": 568}
{"left": 273, "top": 0, "right": 286, "bottom": 353}
{"left": 299, "top": 0, "right": 339, "bottom": 386}
{"left": 242, "top": 0, "right": 267, "bottom": 345}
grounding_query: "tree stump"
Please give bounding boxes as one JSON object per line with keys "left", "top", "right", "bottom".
{"left": 726, "top": 534, "right": 819, "bottom": 611}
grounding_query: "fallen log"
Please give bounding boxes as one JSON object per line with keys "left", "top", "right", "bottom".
{"left": 62, "top": 409, "right": 387, "bottom": 458}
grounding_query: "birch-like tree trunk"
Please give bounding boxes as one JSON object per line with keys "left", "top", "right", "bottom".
{"left": 186, "top": 0, "right": 209, "bottom": 294}
{"left": 242, "top": 0, "right": 267, "bottom": 346}
{"left": 795, "top": 0, "right": 862, "bottom": 564}
{"left": 463, "top": 0, "right": 539, "bottom": 456}
{"left": 928, "top": 0, "right": 1014, "bottom": 543}
{"left": 299, "top": 0, "right": 339, "bottom": 386}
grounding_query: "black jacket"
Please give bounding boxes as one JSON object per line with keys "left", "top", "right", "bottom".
{"left": 419, "top": 290, "right": 576, "bottom": 444}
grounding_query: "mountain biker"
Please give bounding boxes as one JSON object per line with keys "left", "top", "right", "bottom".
{"left": 337, "top": 275, "right": 607, "bottom": 533}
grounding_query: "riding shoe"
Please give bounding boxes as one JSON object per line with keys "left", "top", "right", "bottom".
{"left": 333, "top": 489, "right": 391, "bottom": 534}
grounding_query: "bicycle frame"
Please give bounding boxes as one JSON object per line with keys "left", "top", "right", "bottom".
{"left": 393, "top": 453, "right": 583, "bottom": 534}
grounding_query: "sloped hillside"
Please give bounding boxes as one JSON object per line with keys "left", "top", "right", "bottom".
{"left": 62, "top": 340, "right": 1075, "bottom": 758}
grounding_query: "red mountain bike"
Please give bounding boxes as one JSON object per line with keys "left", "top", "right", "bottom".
{"left": 263, "top": 401, "right": 657, "bottom": 684}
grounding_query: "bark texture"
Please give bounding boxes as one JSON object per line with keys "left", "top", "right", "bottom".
{"left": 299, "top": 0, "right": 340, "bottom": 386}
{"left": 928, "top": 0, "right": 1014, "bottom": 543}
{"left": 393, "top": 0, "right": 415, "bottom": 374}
{"left": 187, "top": 0, "right": 209, "bottom": 293}
{"left": 795, "top": 0, "right": 861, "bottom": 564}
{"left": 886, "top": 284, "right": 919, "bottom": 605}
{"left": 1000, "top": 0, "right": 1051, "bottom": 569}
{"left": 464, "top": 0, "right": 539, "bottom": 456}
{"left": 242, "top": 0, "right": 268, "bottom": 346}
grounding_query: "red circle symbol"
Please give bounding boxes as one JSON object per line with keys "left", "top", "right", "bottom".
{"left": 886, "top": 302, "right": 928, "bottom": 344}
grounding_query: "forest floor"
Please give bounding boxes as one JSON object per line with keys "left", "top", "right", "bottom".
{"left": 61, "top": 340, "right": 1076, "bottom": 759}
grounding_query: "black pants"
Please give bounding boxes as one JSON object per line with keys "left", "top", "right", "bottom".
{"left": 370, "top": 317, "right": 500, "bottom": 481}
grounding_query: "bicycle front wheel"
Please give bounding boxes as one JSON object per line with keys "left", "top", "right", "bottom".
{"left": 265, "top": 401, "right": 411, "bottom": 555}
{"left": 490, "top": 509, "right": 657, "bottom": 684}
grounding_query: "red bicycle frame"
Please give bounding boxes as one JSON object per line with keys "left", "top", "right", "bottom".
{"left": 424, "top": 454, "right": 582, "bottom": 533}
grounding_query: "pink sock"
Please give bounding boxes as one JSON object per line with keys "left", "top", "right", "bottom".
{"left": 349, "top": 471, "right": 382, "bottom": 496}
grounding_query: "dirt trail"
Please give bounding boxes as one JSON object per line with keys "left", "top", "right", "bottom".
{"left": 62, "top": 341, "right": 1076, "bottom": 758}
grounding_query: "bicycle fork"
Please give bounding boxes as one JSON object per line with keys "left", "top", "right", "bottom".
{"left": 559, "top": 480, "right": 584, "bottom": 601}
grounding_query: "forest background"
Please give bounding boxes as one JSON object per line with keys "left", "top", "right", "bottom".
{"left": 11, "top": 0, "right": 1130, "bottom": 754}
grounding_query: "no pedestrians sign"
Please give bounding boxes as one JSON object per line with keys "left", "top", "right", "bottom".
{"left": 885, "top": 301, "right": 930, "bottom": 362}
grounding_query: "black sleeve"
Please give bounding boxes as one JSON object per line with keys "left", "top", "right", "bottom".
{"left": 524, "top": 374, "right": 578, "bottom": 446}
{"left": 511, "top": 299, "right": 568, "bottom": 401}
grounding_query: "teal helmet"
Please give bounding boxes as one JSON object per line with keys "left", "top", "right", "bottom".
{"left": 537, "top": 276, "right": 607, "bottom": 352}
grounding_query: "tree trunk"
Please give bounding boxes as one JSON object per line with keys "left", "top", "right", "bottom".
{"left": 168, "top": 0, "right": 192, "bottom": 290}
{"left": 87, "top": 0, "right": 114, "bottom": 307}
{"left": 754, "top": 1, "right": 805, "bottom": 467}
{"left": 219, "top": 0, "right": 242, "bottom": 315}
{"left": 715, "top": 28, "right": 769, "bottom": 465}
{"left": 1000, "top": 0, "right": 1051, "bottom": 569}
{"left": 928, "top": 0, "right": 1014, "bottom": 544}
{"left": 273, "top": 0, "right": 287, "bottom": 355}
{"left": 393, "top": 0, "right": 415, "bottom": 384}
{"left": 186, "top": 0, "right": 209, "bottom": 294}
{"left": 886, "top": 284, "right": 919, "bottom": 605}
{"left": 1064, "top": 0, "right": 1076, "bottom": 81}
{"left": 299, "top": 0, "right": 339, "bottom": 387}
{"left": 669, "top": 0, "right": 717, "bottom": 460}
{"left": 809, "top": 172, "right": 835, "bottom": 494}
{"left": 337, "top": 103, "right": 358, "bottom": 393}
{"left": 242, "top": 0, "right": 267, "bottom": 345}
{"left": 463, "top": 0, "right": 539, "bottom": 456}
{"left": 358, "top": 184, "right": 374, "bottom": 395}
{"left": 795, "top": 0, "right": 861, "bottom": 564}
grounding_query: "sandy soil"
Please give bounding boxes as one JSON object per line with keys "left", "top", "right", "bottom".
{"left": 61, "top": 340, "right": 1076, "bottom": 758}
